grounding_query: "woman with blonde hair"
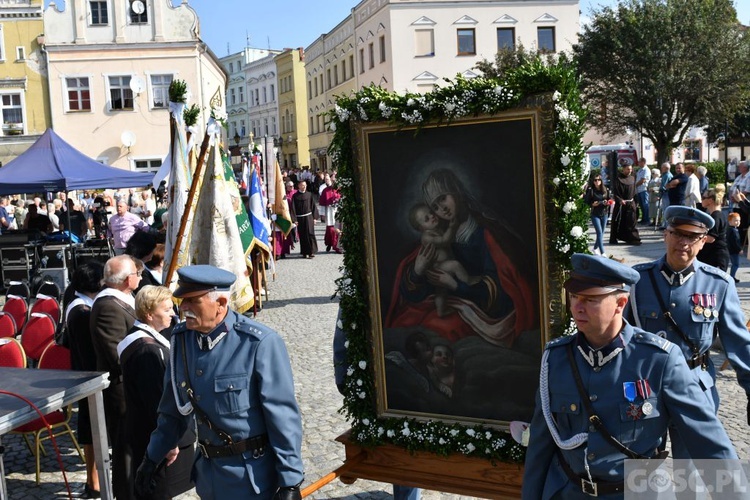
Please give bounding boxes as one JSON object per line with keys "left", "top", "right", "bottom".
{"left": 117, "top": 286, "right": 194, "bottom": 499}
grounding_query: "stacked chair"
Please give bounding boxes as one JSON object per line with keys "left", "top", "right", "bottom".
{"left": 3, "top": 293, "right": 28, "bottom": 333}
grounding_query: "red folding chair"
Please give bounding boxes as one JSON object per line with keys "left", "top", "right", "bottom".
{"left": 0, "top": 311, "right": 17, "bottom": 339}
{"left": 36, "top": 281, "right": 62, "bottom": 302}
{"left": 12, "top": 343, "right": 85, "bottom": 483}
{"left": 6, "top": 281, "right": 31, "bottom": 301}
{"left": 29, "top": 294, "right": 61, "bottom": 325}
{"left": 19, "top": 313, "right": 56, "bottom": 365}
{"left": 3, "top": 295, "right": 28, "bottom": 332}
{"left": 0, "top": 337, "right": 26, "bottom": 368}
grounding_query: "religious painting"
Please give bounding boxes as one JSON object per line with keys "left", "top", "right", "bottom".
{"left": 354, "top": 108, "right": 551, "bottom": 427}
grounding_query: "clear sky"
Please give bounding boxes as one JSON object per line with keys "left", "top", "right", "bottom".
{"left": 185, "top": 0, "right": 750, "bottom": 58}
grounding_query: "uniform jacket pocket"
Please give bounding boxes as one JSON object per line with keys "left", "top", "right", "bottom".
{"left": 214, "top": 374, "right": 251, "bottom": 415}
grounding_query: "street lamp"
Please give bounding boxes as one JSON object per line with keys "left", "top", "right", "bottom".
{"left": 274, "top": 136, "right": 283, "bottom": 162}
{"left": 233, "top": 131, "right": 241, "bottom": 146}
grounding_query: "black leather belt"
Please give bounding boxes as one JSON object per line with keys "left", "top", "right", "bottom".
{"left": 198, "top": 433, "right": 268, "bottom": 459}
{"left": 687, "top": 352, "right": 710, "bottom": 370}
{"left": 557, "top": 452, "right": 624, "bottom": 497}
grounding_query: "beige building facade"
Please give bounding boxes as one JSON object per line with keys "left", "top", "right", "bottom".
{"left": 43, "top": 0, "right": 226, "bottom": 171}
{"left": 0, "top": 0, "right": 51, "bottom": 166}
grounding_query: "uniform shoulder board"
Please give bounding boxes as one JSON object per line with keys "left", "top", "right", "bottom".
{"left": 699, "top": 263, "right": 731, "bottom": 282}
{"left": 632, "top": 330, "right": 673, "bottom": 352}
{"left": 172, "top": 321, "right": 187, "bottom": 335}
{"left": 545, "top": 335, "right": 575, "bottom": 350}
{"left": 233, "top": 321, "right": 265, "bottom": 339}
{"left": 632, "top": 261, "right": 657, "bottom": 272}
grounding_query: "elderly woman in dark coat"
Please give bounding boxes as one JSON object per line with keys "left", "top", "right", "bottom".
{"left": 117, "top": 285, "right": 194, "bottom": 499}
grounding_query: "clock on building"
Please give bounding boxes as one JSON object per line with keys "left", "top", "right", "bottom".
{"left": 131, "top": 0, "right": 145, "bottom": 15}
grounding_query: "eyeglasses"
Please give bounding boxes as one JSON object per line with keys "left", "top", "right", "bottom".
{"left": 666, "top": 229, "right": 706, "bottom": 245}
{"left": 593, "top": 178, "right": 602, "bottom": 182}
{"left": 129, "top": 271, "right": 143, "bottom": 277}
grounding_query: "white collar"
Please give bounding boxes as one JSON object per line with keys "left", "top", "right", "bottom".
{"left": 94, "top": 287, "right": 135, "bottom": 309}
{"left": 117, "top": 321, "right": 170, "bottom": 358}
{"left": 147, "top": 267, "right": 162, "bottom": 284}
{"left": 65, "top": 292, "right": 95, "bottom": 320}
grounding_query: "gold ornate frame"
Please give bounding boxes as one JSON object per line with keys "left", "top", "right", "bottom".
{"left": 351, "top": 101, "right": 556, "bottom": 428}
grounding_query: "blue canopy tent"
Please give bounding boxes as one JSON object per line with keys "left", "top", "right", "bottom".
{"left": 0, "top": 128, "right": 153, "bottom": 194}
{"left": 0, "top": 129, "right": 155, "bottom": 289}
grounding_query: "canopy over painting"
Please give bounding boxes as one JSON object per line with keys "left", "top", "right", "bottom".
{"left": 0, "top": 128, "right": 154, "bottom": 195}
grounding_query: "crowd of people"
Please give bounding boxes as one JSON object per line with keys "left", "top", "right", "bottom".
{"left": 584, "top": 160, "right": 744, "bottom": 279}
{"left": 524, "top": 155, "right": 750, "bottom": 496}
{"left": 273, "top": 168, "right": 343, "bottom": 261}
{"left": 0, "top": 189, "right": 165, "bottom": 246}
{"left": 13, "top": 158, "right": 750, "bottom": 499}
{"left": 61, "top": 257, "right": 306, "bottom": 499}
{"left": 0, "top": 166, "right": 344, "bottom": 499}
{"left": 0, "top": 164, "right": 342, "bottom": 265}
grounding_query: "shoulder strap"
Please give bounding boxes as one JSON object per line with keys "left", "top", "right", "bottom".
{"left": 180, "top": 333, "right": 234, "bottom": 445}
{"left": 565, "top": 343, "right": 652, "bottom": 460}
{"left": 120, "top": 336, "right": 158, "bottom": 367}
{"left": 646, "top": 268, "right": 702, "bottom": 357}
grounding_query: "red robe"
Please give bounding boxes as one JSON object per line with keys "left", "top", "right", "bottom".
{"left": 385, "top": 229, "right": 536, "bottom": 347}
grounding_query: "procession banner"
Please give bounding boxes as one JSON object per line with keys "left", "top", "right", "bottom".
{"left": 220, "top": 150, "right": 255, "bottom": 266}
{"left": 163, "top": 102, "right": 197, "bottom": 288}
{"left": 189, "top": 136, "right": 255, "bottom": 313}
{"left": 248, "top": 166, "right": 272, "bottom": 254}
{"left": 272, "top": 159, "right": 293, "bottom": 237}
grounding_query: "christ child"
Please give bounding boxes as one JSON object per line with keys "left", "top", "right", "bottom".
{"left": 409, "top": 202, "right": 480, "bottom": 316}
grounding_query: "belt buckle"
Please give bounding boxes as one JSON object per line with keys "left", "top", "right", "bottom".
{"left": 252, "top": 445, "right": 266, "bottom": 459}
{"left": 198, "top": 443, "right": 209, "bottom": 459}
{"left": 582, "top": 478, "right": 598, "bottom": 497}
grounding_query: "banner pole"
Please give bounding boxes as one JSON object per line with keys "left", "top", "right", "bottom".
{"left": 164, "top": 125, "right": 211, "bottom": 286}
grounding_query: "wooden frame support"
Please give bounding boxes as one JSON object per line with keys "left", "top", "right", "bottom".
{"left": 335, "top": 431, "right": 523, "bottom": 499}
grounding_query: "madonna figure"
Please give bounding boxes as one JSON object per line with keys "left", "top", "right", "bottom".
{"left": 386, "top": 169, "right": 537, "bottom": 348}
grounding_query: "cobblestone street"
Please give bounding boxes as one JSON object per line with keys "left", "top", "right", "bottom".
{"left": 2, "top": 223, "right": 750, "bottom": 498}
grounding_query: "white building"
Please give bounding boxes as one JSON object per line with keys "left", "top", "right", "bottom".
{"left": 43, "top": 0, "right": 226, "bottom": 171}
{"left": 306, "top": 0, "right": 580, "bottom": 169}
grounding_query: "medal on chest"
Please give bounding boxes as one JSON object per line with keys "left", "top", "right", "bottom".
{"left": 623, "top": 379, "right": 653, "bottom": 420}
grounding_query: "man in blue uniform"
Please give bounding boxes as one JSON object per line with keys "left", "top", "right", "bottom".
{"left": 523, "top": 254, "right": 736, "bottom": 499}
{"left": 135, "top": 265, "right": 304, "bottom": 500}
{"left": 626, "top": 206, "right": 750, "bottom": 454}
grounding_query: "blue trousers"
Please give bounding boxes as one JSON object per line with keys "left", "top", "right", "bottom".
{"left": 636, "top": 190, "right": 649, "bottom": 223}
{"left": 393, "top": 485, "right": 421, "bottom": 500}
{"left": 591, "top": 214, "right": 607, "bottom": 255}
{"left": 730, "top": 253, "right": 740, "bottom": 278}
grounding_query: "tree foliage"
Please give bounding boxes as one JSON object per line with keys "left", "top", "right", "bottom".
{"left": 574, "top": 0, "right": 750, "bottom": 164}
{"left": 475, "top": 43, "right": 557, "bottom": 80}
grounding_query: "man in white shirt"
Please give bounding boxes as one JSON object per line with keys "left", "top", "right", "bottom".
{"left": 140, "top": 190, "right": 156, "bottom": 225}
{"left": 635, "top": 158, "right": 651, "bottom": 224}
{"left": 731, "top": 161, "right": 750, "bottom": 247}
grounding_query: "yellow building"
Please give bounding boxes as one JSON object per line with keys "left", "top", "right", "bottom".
{"left": 0, "top": 0, "right": 51, "bottom": 166}
{"left": 275, "top": 48, "right": 310, "bottom": 170}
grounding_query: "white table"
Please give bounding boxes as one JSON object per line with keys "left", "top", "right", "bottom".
{"left": 0, "top": 367, "right": 111, "bottom": 500}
